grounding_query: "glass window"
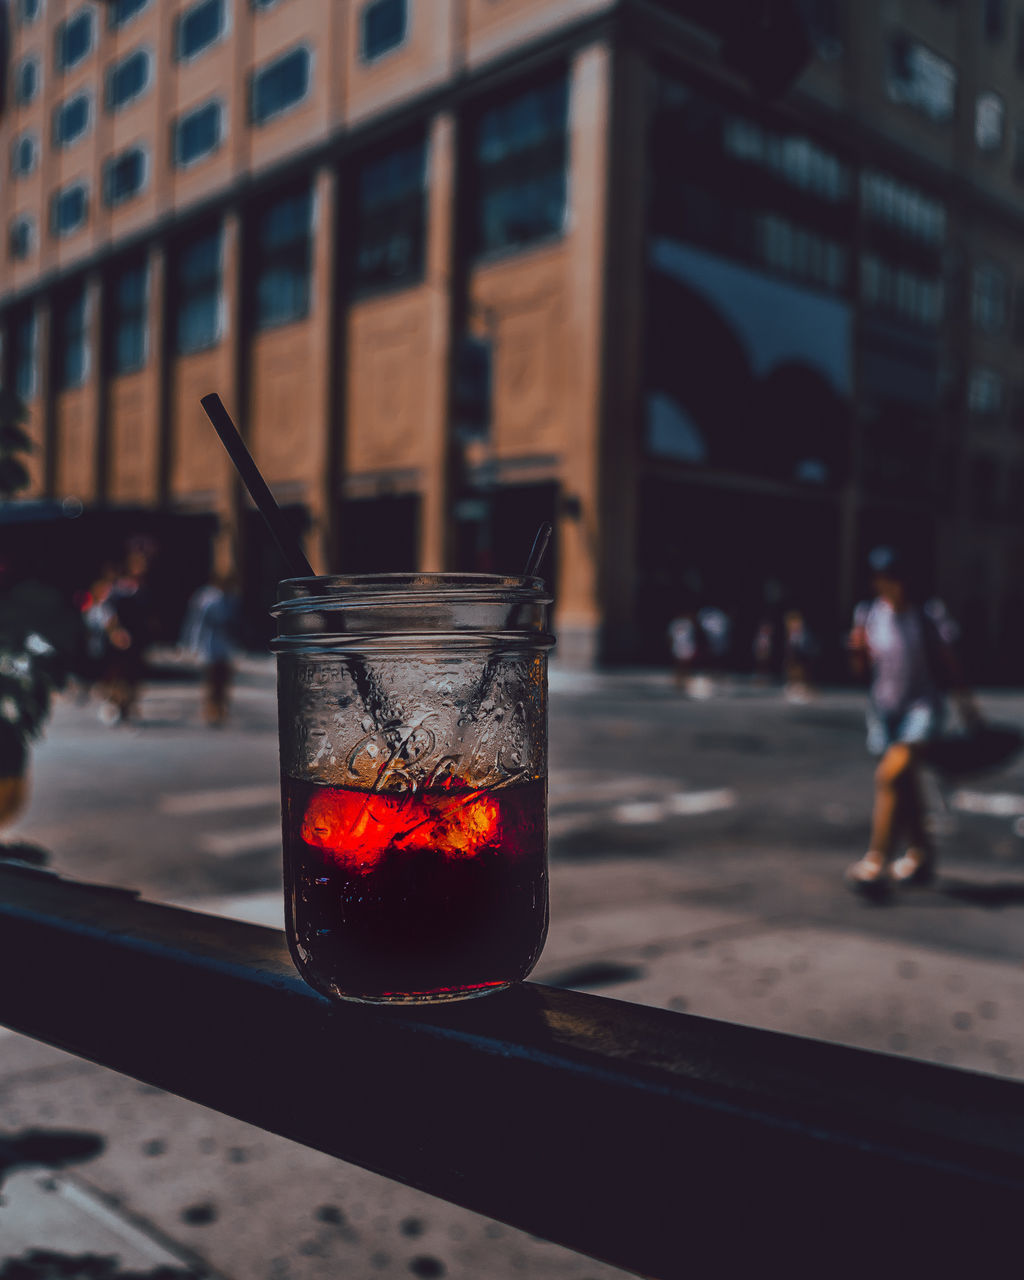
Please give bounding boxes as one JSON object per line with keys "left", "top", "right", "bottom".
{"left": 175, "top": 0, "right": 225, "bottom": 61}
{"left": 173, "top": 100, "right": 223, "bottom": 167}
{"left": 250, "top": 47, "right": 311, "bottom": 126}
{"left": 109, "top": 0, "right": 150, "bottom": 29}
{"left": 104, "top": 147, "right": 147, "bottom": 207}
{"left": 10, "top": 133, "right": 38, "bottom": 178}
{"left": 971, "top": 263, "right": 1008, "bottom": 332}
{"left": 985, "top": 0, "right": 1007, "bottom": 42}
{"left": 860, "top": 252, "right": 944, "bottom": 327}
{"left": 110, "top": 259, "right": 148, "bottom": 374}
{"left": 975, "top": 92, "right": 1005, "bottom": 150}
{"left": 56, "top": 288, "right": 88, "bottom": 390}
{"left": 51, "top": 183, "right": 88, "bottom": 237}
{"left": 107, "top": 49, "right": 151, "bottom": 111}
{"left": 1017, "top": 13, "right": 1024, "bottom": 70}
{"left": 16, "top": 58, "right": 40, "bottom": 106}
{"left": 859, "top": 170, "right": 947, "bottom": 243}
{"left": 53, "top": 93, "right": 91, "bottom": 149}
{"left": 12, "top": 310, "right": 37, "bottom": 400}
{"left": 18, "top": 0, "right": 42, "bottom": 26}
{"left": 254, "top": 188, "right": 312, "bottom": 329}
{"left": 9, "top": 216, "right": 36, "bottom": 261}
{"left": 360, "top": 0, "right": 407, "bottom": 62}
{"left": 967, "top": 367, "right": 1004, "bottom": 416}
{"left": 886, "top": 34, "right": 957, "bottom": 123}
{"left": 175, "top": 228, "right": 222, "bottom": 354}
{"left": 252, "top": 0, "right": 283, "bottom": 9}
{"left": 352, "top": 137, "right": 427, "bottom": 291}
{"left": 55, "top": 9, "right": 95, "bottom": 73}
{"left": 471, "top": 74, "right": 569, "bottom": 255}
{"left": 722, "top": 116, "right": 850, "bottom": 202}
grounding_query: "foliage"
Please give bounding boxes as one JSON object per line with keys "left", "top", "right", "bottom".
{"left": 0, "top": 388, "right": 33, "bottom": 501}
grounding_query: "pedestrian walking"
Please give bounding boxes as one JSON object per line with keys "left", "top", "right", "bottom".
{"left": 667, "top": 608, "right": 700, "bottom": 692}
{"left": 180, "top": 573, "right": 241, "bottom": 727}
{"left": 845, "top": 547, "right": 980, "bottom": 893}
{"left": 782, "top": 610, "right": 817, "bottom": 703}
{"left": 99, "top": 540, "right": 157, "bottom": 725}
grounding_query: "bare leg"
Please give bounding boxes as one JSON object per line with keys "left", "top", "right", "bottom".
{"left": 867, "top": 743, "right": 914, "bottom": 859}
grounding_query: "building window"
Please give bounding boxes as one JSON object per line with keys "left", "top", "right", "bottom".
{"left": 18, "top": 0, "right": 42, "bottom": 27}
{"left": 253, "top": 188, "right": 312, "bottom": 329}
{"left": 886, "top": 34, "right": 957, "bottom": 123}
{"left": 971, "top": 262, "right": 1009, "bottom": 333}
{"left": 352, "top": 137, "right": 427, "bottom": 291}
{"left": 360, "top": 0, "right": 407, "bottom": 62}
{"left": 967, "top": 367, "right": 1004, "bottom": 417}
{"left": 252, "top": 0, "right": 283, "bottom": 9}
{"left": 110, "top": 259, "right": 148, "bottom": 375}
{"left": 1017, "top": 13, "right": 1024, "bottom": 70}
{"left": 104, "top": 147, "right": 147, "bottom": 207}
{"left": 106, "top": 49, "right": 152, "bottom": 111}
{"left": 108, "top": 0, "right": 150, "bottom": 29}
{"left": 12, "top": 311, "right": 37, "bottom": 400}
{"left": 51, "top": 183, "right": 89, "bottom": 238}
{"left": 859, "top": 170, "right": 947, "bottom": 243}
{"left": 250, "top": 46, "right": 311, "bottom": 126}
{"left": 805, "top": 0, "right": 843, "bottom": 60}
{"left": 9, "top": 216, "right": 36, "bottom": 261}
{"left": 175, "top": 0, "right": 225, "bottom": 62}
{"left": 173, "top": 100, "right": 223, "bottom": 168}
{"left": 56, "top": 288, "right": 89, "bottom": 390}
{"left": 55, "top": 9, "right": 95, "bottom": 74}
{"left": 754, "top": 214, "right": 847, "bottom": 291}
{"left": 53, "top": 92, "right": 91, "bottom": 149}
{"left": 10, "top": 133, "right": 38, "bottom": 179}
{"left": 975, "top": 92, "right": 1005, "bottom": 150}
{"left": 175, "top": 228, "right": 222, "bottom": 354}
{"left": 860, "top": 253, "right": 944, "bottom": 327}
{"left": 472, "top": 74, "right": 569, "bottom": 256}
{"left": 722, "top": 116, "right": 850, "bottom": 203}
{"left": 16, "top": 57, "right": 40, "bottom": 106}
{"left": 985, "top": 0, "right": 1007, "bottom": 42}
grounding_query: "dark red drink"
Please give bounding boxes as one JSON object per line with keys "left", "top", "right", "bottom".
{"left": 282, "top": 775, "right": 548, "bottom": 1002}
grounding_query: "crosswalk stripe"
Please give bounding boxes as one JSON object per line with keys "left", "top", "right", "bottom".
{"left": 199, "top": 823, "right": 283, "bottom": 858}
{"left": 160, "top": 784, "right": 280, "bottom": 816}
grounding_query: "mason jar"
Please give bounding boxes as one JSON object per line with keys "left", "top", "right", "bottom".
{"left": 271, "top": 574, "right": 554, "bottom": 1004}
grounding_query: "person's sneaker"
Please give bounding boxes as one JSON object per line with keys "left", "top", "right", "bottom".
{"left": 97, "top": 702, "right": 118, "bottom": 726}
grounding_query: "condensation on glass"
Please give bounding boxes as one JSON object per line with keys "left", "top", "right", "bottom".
{"left": 272, "top": 574, "right": 554, "bottom": 1005}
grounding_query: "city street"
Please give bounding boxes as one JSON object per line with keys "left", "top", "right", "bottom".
{"left": 4, "top": 662, "right": 1024, "bottom": 1279}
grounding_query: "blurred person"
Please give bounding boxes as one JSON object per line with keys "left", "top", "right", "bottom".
{"left": 667, "top": 608, "right": 700, "bottom": 691}
{"left": 752, "top": 617, "right": 777, "bottom": 685}
{"left": 78, "top": 562, "right": 118, "bottom": 696}
{"left": 180, "top": 572, "right": 241, "bottom": 727}
{"left": 782, "top": 610, "right": 818, "bottom": 703}
{"left": 845, "top": 547, "right": 979, "bottom": 894}
{"left": 99, "top": 540, "right": 157, "bottom": 726}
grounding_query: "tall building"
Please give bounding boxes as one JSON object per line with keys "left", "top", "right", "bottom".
{"left": 1, "top": 0, "right": 1023, "bottom": 673}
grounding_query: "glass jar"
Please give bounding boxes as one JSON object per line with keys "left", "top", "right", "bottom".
{"left": 271, "top": 574, "right": 554, "bottom": 1004}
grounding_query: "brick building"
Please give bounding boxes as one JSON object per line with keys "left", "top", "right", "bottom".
{"left": 2, "top": 0, "right": 1024, "bottom": 672}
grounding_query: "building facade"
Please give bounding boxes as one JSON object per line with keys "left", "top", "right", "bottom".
{"left": 2, "top": 0, "right": 1024, "bottom": 673}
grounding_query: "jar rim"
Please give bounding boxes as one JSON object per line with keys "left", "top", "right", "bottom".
{"left": 273, "top": 572, "right": 551, "bottom": 614}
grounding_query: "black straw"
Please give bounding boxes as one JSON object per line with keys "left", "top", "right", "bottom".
{"left": 523, "top": 522, "right": 553, "bottom": 580}
{"left": 201, "top": 393, "right": 315, "bottom": 579}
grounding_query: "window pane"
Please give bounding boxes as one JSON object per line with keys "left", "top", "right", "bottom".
{"left": 56, "top": 11, "right": 94, "bottom": 72}
{"left": 57, "top": 290, "right": 88, "bottom": 390}
{"left": 105, "top": 149, "right": 146, "bottom": 206}
{"left": 175, "top": 102, "right": 222, "bottom": 166}
{"left": 53, "top": 94, "right": 90, "bottom": 148}
{"left": 177, "top": 0, "right": 224, "bottom": 60}
{"left": 52, "top": 185, "right": 88, "bottom": 236}
{"left": 107, "top": 50, "right": 150, "bottom": 110}
{"left": 251, "top": 47, "right": 311, "bottom": 125}
{"left": 13, "top": 312, "right": 37, "bottom": 400}
{"left": 16, "top": 58, "right": 39, "bottom": 105}
{"left": 109, "top": 0, "right": 150, "bottom": 29}
{"left": 472, "top": 76, "right": 569, "bottom": 254}
{"left": 176, "top": 230, "right": 222, "bottom": 353}
{"left": 886, "top": 35, "right": 957, "bottom": 122}
{"left": 352, "top": 138, "right": 427, "bottom": 290}
{"left": 9, "top": 217, "right": 35, "bottom": 261}
{"left": 975, "top": 92, "right": 1004, "bottom": 150}
{"left": 361, "top": 0, "right": 407, "bottom": 61}
{"left": 11, "top": 133, "right": 38, "bottom": 178}
{"left": 111, "top": 262, "right": 148, "bottom": 374}
{"left": 255, "top": 190, "right": 312, "bottom": 329}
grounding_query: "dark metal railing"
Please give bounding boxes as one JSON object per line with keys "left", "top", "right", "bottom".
{"left": 1, "top": 860, "right": 1023, "bottom": 1276}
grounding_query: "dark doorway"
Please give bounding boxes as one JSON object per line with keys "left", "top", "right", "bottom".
{"left": 453, "top": 482, "right": 559, "bottom": 591}
{"left": 338, "top": 494, "right": 420, "bottom": 573}
{"left": 636, "top": 476, "right": 841, "bottom": 670}
{"left": 242, "top": 504, "right": 310, "bottom": 648}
